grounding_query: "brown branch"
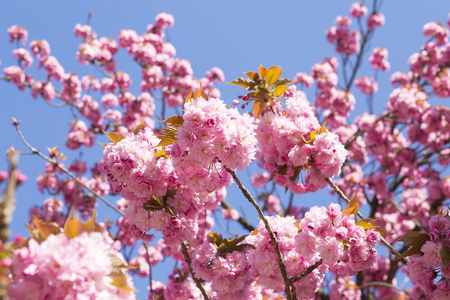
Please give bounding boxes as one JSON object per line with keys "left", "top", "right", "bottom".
{"left": 12, "top": 119, "right": 124, "bottom": 216}
{"left": 289, "top": 259, "right": 323, "bottom": 284}
{"left": 359, "top": 281, "right": 408, "bottom": 294}
{"left": 180, "top": 242, "right": 210, "bottom": 300}
{"left": 143, "top": 243, "right": 153, "bottom": 297}
{"left": 224, "top": 167, "right": 293, "bottom": 300}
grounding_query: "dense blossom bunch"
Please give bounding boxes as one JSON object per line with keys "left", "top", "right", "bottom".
{"left": 192, "top": 243, "right": 259, "bottom": 299}
{"left": 256, "top": 89, "right": 347, "bottom": 194}
{"left": 245, "top": 203, "right": 379, "bottom": 298}
{"left": 2, "top": 3, "right": 450, "bottom": 300}
{"left": 405, "top": 213, "right": 450, "bottom": 299}
{"left": 103, "top": 127, "right": 176, "bottom": 202}
{"left": 170, "top": 96, "right": 257, "bottom": 192}
{"left": 9, "top": 231, "right": 135, "bottom": 300}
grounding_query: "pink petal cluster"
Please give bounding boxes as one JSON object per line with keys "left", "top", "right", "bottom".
{"left": 7, "top": 25, "right": 28, "bottom": 45}
{"left": 171, "top": 96, "right": 257, "bottom": 192}
{"left": 349, "top": 2, "right": 368, "bottom": 18}
{"left": 192, "top": 244, "right": 258, "bottom": 299}
{"left": 245, "top": 204, "right": 379, "bottom": 298}
{"left": 256, "top": 90, "right": 347, "bottom": 194}
{"left": 9, "top": 232, "right": 135, "bottom": 300}
{"left": 405, "top": 213, "right": 450, "bottom": 299}
{"left": 367, "top": 13, "right": 385, "bottom": 30}
{"left": 355, "top": 76, "right": 378, "bottom": 95}
{"left": 369, "top": 47, "right": 390, "bottom": 71}
{"left": 103, "top": 127, "right": 177, "bottom": 202}
{"left": 326, "top": 16, "right": 361, "bottom": 55}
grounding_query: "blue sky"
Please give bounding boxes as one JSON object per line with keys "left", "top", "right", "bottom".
{"left": 1, "top": 0, "right": 449, "bottom": 297}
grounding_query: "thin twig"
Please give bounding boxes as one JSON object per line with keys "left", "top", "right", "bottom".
{"left": 12, "top": 119, "right": 124, "bottom": 216}
{"left": 289, "top": 259, "right": 323, "bottom": 284}
{"left": 180, "top": 242, "right": 210, "bottom": 300}
{"left": 220, "top": 200, "right": 255, "bottom": 232}
{"left": 359, "top": 281, "right": 409, "bottom": 294}
{"left": 310, "top": 161, "right": 406, "bottom": 264}
{"left": 224, "top": 167, "right": 293, "bottom": 300}
{"left": 143, "top": 243, "right": 153, "bottom": 296}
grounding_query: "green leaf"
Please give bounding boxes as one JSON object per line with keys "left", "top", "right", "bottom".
{"left": 208, "top": 231, "right": 223, "bottom": 246}
{"left": 342, "top": 193, "right": 359, "bottom": 216}
{"left": 143, "top": 196, "right": 164, "bottom": 210}
{"left": 398, "top": 232, "right": 430, "bottom": 258}
{"left": 258, "top": 64, "right": 267, "bottom": 80}
{"left": 103, "top": 130, "right": 126, "bottom": 144}
{"left": 266, "top": 66, "right": 282, "bottom": 86}
{"left": 244, "top": 71, "right": 260, "bottom": 82}
{"left": 273, "top": 78, "right": 294, "bottom": 87}
{"left": 253, "top": 100, "right": 265, "bottom": 119}
{"left": 154, "top": 148, "right": 166, "bottom": 158}
{"left": 227, "top": 77, "right": 254, "bottom": 89}
{"left": 132, "top": 119, "right": 146, "bottom": 135}
{"left": 32, "top": 217, "right": 61, "bottom": 239}
{"left": 274, "top": 85, "right": 289, "bottom": 97}
{"left": 153, "top": 130, "right": 177, "bottom": 148}
{"left": 108, "top": 270, "right": 135, "bottom": 292}
{"left": 155, "top": 124, "right": 179, "bottom": 137}
{"left": 185, "top": 88, "right": 194, "bottom": 103}
{"left": 193, "top": 83, "right": 209, "bottom": 100}
{"left": 108, "top": 253, "right": 138, "bottom": 270}
{"left": 159, "top": 115, "right": 184, "bottom": 126}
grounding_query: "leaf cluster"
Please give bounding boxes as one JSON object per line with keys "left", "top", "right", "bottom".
{"left": 228, "top": 65, "right": 293, "bottom": 118}
{"left": 142, "top": 188, "right": 177, "bottom": 217}
{"left": 207, "top": 231, "right": 254, "bottom": 258}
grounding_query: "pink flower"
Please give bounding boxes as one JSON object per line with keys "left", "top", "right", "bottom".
{"left": 421, "top": 241, "right": 442, "bottom": 268}
{"left": 355, "top": 76, "right": 378, "bottom": 95}
{"left": 349, "top": 2, "right": 368, "bottom": 18}
{"left": 7, "top": 25, "right": 28, "bottom": 45}
{"left": 367, "top": 13, "right": 385, "bottom": 30}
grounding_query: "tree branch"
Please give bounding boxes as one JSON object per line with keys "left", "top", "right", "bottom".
{"left": 289, "top": 259, "right": 323, "bottom": 284}
{"left": 12, "top": 119, "right": 124, "bottom": 216}
{"left": 180, "top": 242, "right": 210, "bottom": 300}
{"left": 224, "top": 167, "right": 293, "bottom": 300}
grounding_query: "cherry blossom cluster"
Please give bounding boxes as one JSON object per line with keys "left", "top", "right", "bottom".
{"left": 311, "top": 59, "right": 356, "bottom": 128}
{"left": 9, "top": 231, "right": 135, "bottom": 299}
{"left": 170, "top": 96, "right": 257, "bottom": 192}
{"left": 192, "top": 243, "right": 258, "bottom": 299}
{"left": 405, "top": 213, "right": 450, "bottom": 299}
{"left": 256, "top": 89, "right": 348, "bottom": 194}
{"left": 245, "top": 204, "right": 379, "bottom": 298}
{"left": 102, "top": 126, "right": 226, "bottom": 249}
{"left": 405, "top": 21, "right": 450, "bottom": 98}
{"left": 326, "top": 16, "right": 361, "bottom": 55}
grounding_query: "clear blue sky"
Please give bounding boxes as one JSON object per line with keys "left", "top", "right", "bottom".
{"left": 1, "top": 1, "right": 449, "bottom": 297}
